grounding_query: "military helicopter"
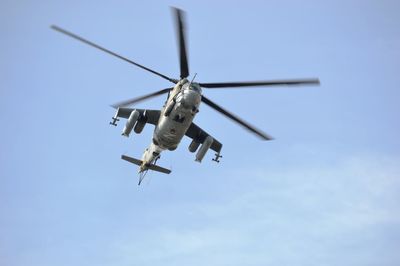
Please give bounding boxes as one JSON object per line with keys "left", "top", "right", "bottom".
{"left": 52, "top": 8, "right": 319, "bottom": 185}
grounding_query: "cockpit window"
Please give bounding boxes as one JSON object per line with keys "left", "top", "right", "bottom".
{"left": 173, "top": 114, "right": 185, "bottom": 123}
{"left": 191, "top": 84, "right": 201, "bottom": 92}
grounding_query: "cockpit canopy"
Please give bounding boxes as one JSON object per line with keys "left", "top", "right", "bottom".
{"left": 181, "top": 81, "right": 202, "bottom": 93}
{"left": 191, "top": 83, "right": 201, "bottom": 92}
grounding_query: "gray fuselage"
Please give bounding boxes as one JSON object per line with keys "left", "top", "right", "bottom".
{"left": 140, "top": 79, "right": 201, "bottom": 170}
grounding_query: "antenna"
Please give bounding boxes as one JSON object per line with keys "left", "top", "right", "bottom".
{"left": 190, "top": 73, "right": 198, "bottom": 85}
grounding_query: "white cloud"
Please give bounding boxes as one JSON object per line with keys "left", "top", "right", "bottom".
{"left": 108, "top": 154, "right": 400, "bottom": 266}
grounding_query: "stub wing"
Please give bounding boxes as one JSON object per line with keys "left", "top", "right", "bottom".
{"left": 114, "top": 108, "right": 161, "bottom": 126}
{"left": 185, "top": 122, "right": 222, "bottom": 153}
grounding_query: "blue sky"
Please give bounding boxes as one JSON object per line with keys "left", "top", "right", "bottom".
{"left": 1, "top": 0, "right": 400, "bottom": 265}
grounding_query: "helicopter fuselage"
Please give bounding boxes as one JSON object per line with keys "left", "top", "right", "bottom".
{"left": 140, "top": 79, "right": 202, "bottom": 171}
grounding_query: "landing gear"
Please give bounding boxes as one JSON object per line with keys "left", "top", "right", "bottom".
{"left": 109, "top": 116, "right": 119, "bottom": 126}
{"left": 212, "top": 153, "right": 222, "bottom": 163}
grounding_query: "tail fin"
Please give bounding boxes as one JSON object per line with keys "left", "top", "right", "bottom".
{"left": 121, "top": 155, "right": 171, "bottom": 174}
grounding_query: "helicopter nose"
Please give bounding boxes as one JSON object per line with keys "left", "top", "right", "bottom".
{"left": 182, "top": 90, "right": 200, "bottom": 108}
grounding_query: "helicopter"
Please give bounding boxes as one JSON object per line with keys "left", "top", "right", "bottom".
{"left": 51, "top": 7, "right": 320, "bottom": 185}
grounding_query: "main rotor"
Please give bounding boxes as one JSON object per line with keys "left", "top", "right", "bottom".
{"left": 51, "top": 7, "right": 320, "bottom": 140}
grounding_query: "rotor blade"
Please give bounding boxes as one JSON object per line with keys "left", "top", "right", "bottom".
{"left": 201, "top": 95, "right": 273, "bottom": 140}
{"left": 111, "top": 88, "right": 171, "bottom": 108}
{"left": 199, "top": 78, "right": 320, "bottom": 88}
{"left": 172, "top": 8, "right": 189, "bottom": 79}
{"left": 51, "top": 25, "right": 177, "bottom": 84}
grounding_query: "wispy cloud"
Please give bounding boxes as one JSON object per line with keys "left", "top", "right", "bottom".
{"left": 107, "top": 154, "right": 400, "bottom": 266}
